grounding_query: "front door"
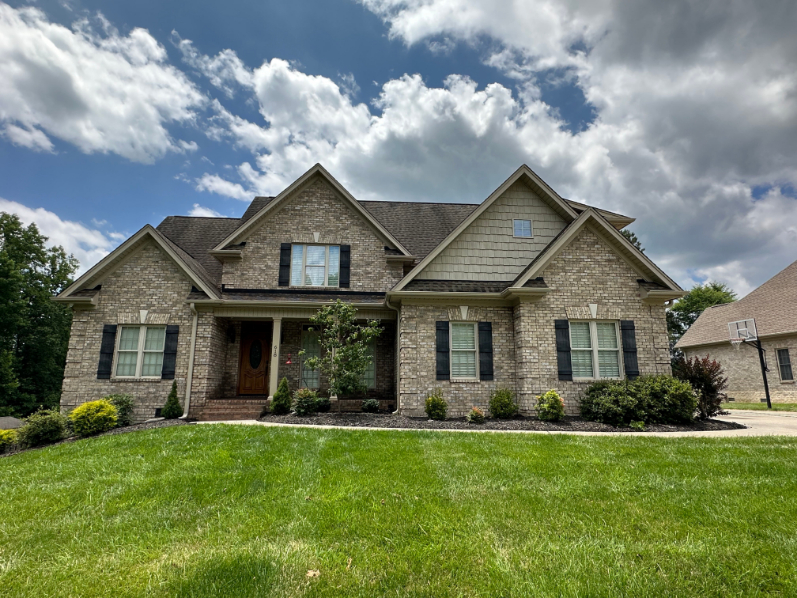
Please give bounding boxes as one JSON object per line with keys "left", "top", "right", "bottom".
{"left": 238, "top": 323, "right": 271, "bottom": 395}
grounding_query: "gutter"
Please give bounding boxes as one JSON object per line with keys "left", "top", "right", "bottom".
{"left": 180, "top": 302, "right": 199, "bottom": 420}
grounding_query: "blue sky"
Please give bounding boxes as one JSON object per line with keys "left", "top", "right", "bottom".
{"left": 0, "top": 0, "right": 796, "bottom": 295}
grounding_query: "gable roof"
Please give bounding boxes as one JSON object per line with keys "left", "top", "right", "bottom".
{"left": 676, "top": 259, "right": 797, "bottom": 349}
{"left": 56, "top": 225, "right": 221, "bottom": 301}
{"left": 509, "top": 208, "right": 683, "bottom": 293}
{"left": 212, "top": 164, "right": 411, "bottom": 255}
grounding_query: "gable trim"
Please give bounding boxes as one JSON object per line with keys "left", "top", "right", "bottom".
{"left": 510, "top": 209, "right": 683, "bottom": 292}
{"left": 212, "top": 164, "right": 411, "bottom": 255}
{"left": 391, "top": 164, "right": 580, "bottom": 292}
{"left": 55, "top": 225, "right": 219, "bottom": 301}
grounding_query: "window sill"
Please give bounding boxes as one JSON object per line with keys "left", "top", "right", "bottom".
{"left": 110, "top": 377, "right": 165, "bottom": 383}
{"left": 289, "top": 285, "right": 341, "bottom": 290}
{"left": 572, "top": 377, "right": 623, "bottom": 382}
{"left": 449, "top": 378, "right": 481, "bottom": 383}
{"left": 780, "top": 380, "right": 795, "bottom": 385}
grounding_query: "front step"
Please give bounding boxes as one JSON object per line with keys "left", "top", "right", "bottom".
{"left": 194, "top": 398, "right": 269, "bottom": 421}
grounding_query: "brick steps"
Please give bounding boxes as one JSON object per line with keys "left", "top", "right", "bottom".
{"left": 194, "top": 397, "right": 269, "bottom": 421}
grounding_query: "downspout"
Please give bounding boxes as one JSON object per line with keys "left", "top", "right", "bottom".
{"left": 180, "top": 302, "right": 199, "bottom": 419}
{"left": 385, "top": 295, "right": 401, "bottom": 414}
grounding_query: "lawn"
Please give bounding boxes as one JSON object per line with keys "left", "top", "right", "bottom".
{"left": 723, "top": 401, "right": 797, "bottom": 412}
{"left": 1, "top": 425, "right": 795, "bottom": 597}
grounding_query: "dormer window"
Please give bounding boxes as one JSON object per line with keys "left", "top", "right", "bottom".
{"left": 513, "top": 219, "right": 532, "bottom": 237}
{"left": 290, "top": 244, "right": 340, "bottom": 287}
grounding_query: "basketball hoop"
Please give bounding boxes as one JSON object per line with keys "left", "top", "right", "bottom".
{"left": 727, "top": 317, "right": 772, "bottom": 408}
{"left": 731, "top": 338, "right": 744, "bottom": 351}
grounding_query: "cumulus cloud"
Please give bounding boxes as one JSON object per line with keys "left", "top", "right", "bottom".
{"left": 188, "top": 203, "right": 224, "bottom": 217}
{"left": 0, "top": 197, "right": 121, "bottom": 273}
{"left": 0, "top": 4, "right": 205, "bottom": 163}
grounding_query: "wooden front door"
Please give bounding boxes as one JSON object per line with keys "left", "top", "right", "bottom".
{"left": 238, "top": 324, "right": 271, "bottom": 395}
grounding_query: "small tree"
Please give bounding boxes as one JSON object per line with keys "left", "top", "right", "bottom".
{"left": 673, "top": 355, "right": 728, "bottom": 420}
{"left": 161, "top": 381, "right": 183, "bottom": 419}
{"left": 301, "top": 300, "right": 382, "bottom": 397}
{"left": 270, "top": 377, "right": 291, "bottom": 415}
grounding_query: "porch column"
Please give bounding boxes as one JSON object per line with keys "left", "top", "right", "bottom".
{"left": 268, "top": 318, "right": 282, "bottom": 398}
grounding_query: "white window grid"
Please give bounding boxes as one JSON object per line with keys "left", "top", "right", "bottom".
{"left": 569, "top": 320, "right": 623, "bottom": 380}
{"left": 450, "top": 322, "right": 479, "bottom": 380}
{"left": 513, "top": 219, "right": 533, "bottom": 238}
{"left": 290, "top": 244, "right": 340, "bottom": 287}
{"left": 114, "top": 326, "right": 166, "bottom": 378}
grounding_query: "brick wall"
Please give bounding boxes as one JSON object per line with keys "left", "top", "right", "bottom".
{"left": 684, "top": 335, "right": 797, "bottom": 403}
{"left": 223, "top": 176, "right": 404, "bottom": 291}
{"left": 60, "top": 240, "right": 195, "bottom": 423}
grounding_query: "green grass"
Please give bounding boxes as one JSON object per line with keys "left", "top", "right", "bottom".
{"left": 1, "top": 425, "right": 796, "bottom": 597}
{"left": 723, "top": 401, "right": 797, "bottom": 411}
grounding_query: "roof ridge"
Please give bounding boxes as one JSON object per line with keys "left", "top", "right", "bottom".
{"left": 359, "top": 200, "right": 479, "bottom": 206}
{"left": 166, "top": 215, "right": 241, "bottom": 220}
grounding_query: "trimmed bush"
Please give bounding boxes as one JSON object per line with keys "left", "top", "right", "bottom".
{"left": 69, "top": 400, "right": 118, "bottom": 438}
{"left": 270, "top": 377, "right": 292, "bottom": 415}
{"left": 362, "top": 398, "right": 380, "bottom": 413}
{"left": 17, "top": 408, "right": 67, "bottom": 448}
{"left": 489, "top": 388, "right": 518, "bottom": 419}
{"left": 425, "top": 389, "right": 447, "bottom": 420}
{"left": 466, "top": 407, "right": 485, "bottom": 424}
{"left": 315, "top": 395, "right": 332, "bottom": 413}
{"left": 161, "top": 381, "right": 183, "bottom": 419}
{"left": 536, "top": 390, "right": 565, "bottom": 422}
{"left": 106, "top": 394, "right": 135, "bottom": 427}
{"left": 293, "top": 388, "right": 319, "bottom": 416}
{"left": 0, "top": 429, "right": 17, "bottom": 453}
{"left": 673, "top": 355, "right": 728, "bottom": 420}
{"left": 580, "top": 376, "right": 697, "bottom": 426}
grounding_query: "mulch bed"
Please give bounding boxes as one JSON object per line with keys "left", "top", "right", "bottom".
{"left": 258, "top": 412, "right": 745, "bottom": 433}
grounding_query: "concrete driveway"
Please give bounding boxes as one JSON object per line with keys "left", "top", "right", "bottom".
{"left": 201, "top": 409, "right": 797, "bottom": 437}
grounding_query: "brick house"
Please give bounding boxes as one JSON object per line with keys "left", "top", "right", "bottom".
{"left": 55, "top": 164, "right": 684, "bottom": 422}
{"left": 676, "top": 260, "right": 797, "bottom": 403}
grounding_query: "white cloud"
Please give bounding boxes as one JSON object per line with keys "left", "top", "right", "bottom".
{"left": 195, "top": 174, "right": 252, "bottom": 201}
{"left": 173, "top": 33, "right": 253, "bottom": 97}
{"left": 0, "top": 197, "right": 121, "bottom": 273}
{"left": 0, "top": 5, "right": 205, "bottom": 163}
{"left": 188, "top": 203, "right": 224, "bottom": 217}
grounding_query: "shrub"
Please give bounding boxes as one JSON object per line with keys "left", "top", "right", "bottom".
{"left": 161, "top": 381, "right": 183, "bottom": 419}
{"left": 17, "top": 408, "right": 67, "bottom": 448}
{"left": 270, "top": 377, "right": 292, "bottom": 415}
{"left": 293, "top": 388, "right": 319, "bottom": 416}
{"left": 362, "top": 398, "right": 380, "bottom": 413}
{"left": 69, "top": 400, "right": 118, "bottom": 438}
{"left": 466, "top": 407, "right": 485, "bottom": 424}
{"left": 425, "top": 389, "right": 447, "bottom": 420}
{"left": 630, "top": 420, "right": 646, "bottom": 431}
{"left": 0, "top": 429, "right": 17, "bottom": 453}
{"left": 489, "top": 388, "right": 518, "bottom": 419}
{"left": 673, "top": 355, "right": 728, "bottom": 420}
{"left": 536, "top": 390, "right": 565, "bottom": 422}
{"left": 315, "top": 395, "right": 332, "bottom": 413}
{"left": 105, "top": 394, "right": 135, "bottom": 427}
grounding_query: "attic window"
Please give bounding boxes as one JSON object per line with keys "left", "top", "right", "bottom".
{"left": 513, "top": 219, "right": 532, "bottom": 238}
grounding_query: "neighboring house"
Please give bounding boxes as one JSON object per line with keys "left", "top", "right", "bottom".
{"left": 55, "top": 164, "right": 684, "bottom": 422}
{"left": 676, "top": 260, "right": 797, "bottom": 403}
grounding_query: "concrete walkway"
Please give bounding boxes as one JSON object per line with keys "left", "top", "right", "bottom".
{"left": 198, "top": 409, "right": 797, "bottom": 438}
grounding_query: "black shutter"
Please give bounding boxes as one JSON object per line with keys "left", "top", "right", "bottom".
{"left": 96, "top": 324, "right": 117, "bottom": 379}
{"left": 278, "top": 243, "right": 291, "bottom": 286}
{"left": 339, "top": 245, "right": 351, "bottom": 288}
{"left": 478, "top": 322, "right": 494, "bottom": 381}
{"left": 620, "top": 320, "right": 639, "bottom": 379}
{"left": 435, "top": 321, "right": 450, "bottom": 380}
{"left": 555, "top": 320, "right": 573, "bottom": 381}
{"left": 161, "top": 325, "right": 179, "bottom": 380}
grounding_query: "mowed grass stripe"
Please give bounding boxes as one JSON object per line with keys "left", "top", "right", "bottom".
{"left": 0, "top": 425, "right": 795, "bottom": 597}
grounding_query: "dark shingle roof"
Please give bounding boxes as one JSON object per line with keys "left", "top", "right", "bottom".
{"left": 156, "top": 216, "right": 240, "bottom": 285}
{"left": 403, "top": 279, "right": 514, "bottom": 293}
{"left": 241, "top": 197, "right": 274, "bottom": 222}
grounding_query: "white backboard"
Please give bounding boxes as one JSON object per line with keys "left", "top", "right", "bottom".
{"left": 728, "top": 318, "right": 757, "bottom": 342}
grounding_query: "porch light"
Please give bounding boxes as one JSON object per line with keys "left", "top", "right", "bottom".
{"left": 285, "top": 353, "right": 292, "bottom": 365}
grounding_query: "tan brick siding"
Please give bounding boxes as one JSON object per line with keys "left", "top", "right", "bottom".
{"left": 60, "top": 240, "right": 194, "bottom": 423}
{"left": 684, "top": 335, "right": 797, "bottom": 403}
{"left": 417, "top": 180, "right": 567, "bottom": 281}
{"left": 223, "top": 177, "right": 404, "bottom": 291}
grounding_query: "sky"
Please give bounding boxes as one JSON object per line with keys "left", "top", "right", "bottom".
{"left": 0, "top": 0, "right": 795, "bottom": 296}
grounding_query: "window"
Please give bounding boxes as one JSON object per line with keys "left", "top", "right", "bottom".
{"left": 513, "top": 219, "right": 532, "bottom": 237}
{"left": 451, "top": 322, "right": 478, "bottom": 379}
{"left": 301, "top": 327, "right": 321, "bottom": 389}
{"left": 569, "top": 321, "right": 621, "bottom": 379}
{"left": 290, "top": 245, "right": 340, "bottom": 287}
{"left": 777, "top": 349, "right": 793, "bottom": 381}
{"left": 362, "top": 340, "right": 376, "bottom": 390}
{"left": 115, "top": 326, "right": 166, "bottom": 377}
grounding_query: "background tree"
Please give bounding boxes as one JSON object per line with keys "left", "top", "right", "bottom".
{"left": 301, "top": 300, "right": 382, "bottom": 397}
{"left": 621, "top": 229, "right": 645, "bottom": 253}
{"left": 667, "top": 281, "right": 737, "bottom": 348}
{"left": 0, "top": 213, "right": 77, "bottom": 417}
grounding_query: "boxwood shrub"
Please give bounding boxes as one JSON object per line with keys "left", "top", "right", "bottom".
{"left": 69, "top": 400, "right": 118, "bottom": 437}
{"left": 425, "top": 389, "right": 447, "bottom": 420}
{"left": 362, "top": 398, "right": 380, "bottom": 413}
{"left": 293, "top": 388, "right": 319, "bottom": 416}
{"left": 489, "top": 388, "right": 518, "bottom": 419}
{"left": 16, "top": 408, "right": 68, "bottom": 448}
{"left": 0, "top": 429, "right": 17, "bottom": 453}
{"left": 536, "top": 389, "right": 565, "bottom": 422}
{"left": 105, "top": 394, "right": 135, "bottom": 427}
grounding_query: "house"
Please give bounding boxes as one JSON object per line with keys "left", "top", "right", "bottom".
{"left": 54, "top": 164, "right": 684, "bottom": 422}
{"left": 675, "top": 260, "right": 797, "bottom": 403}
